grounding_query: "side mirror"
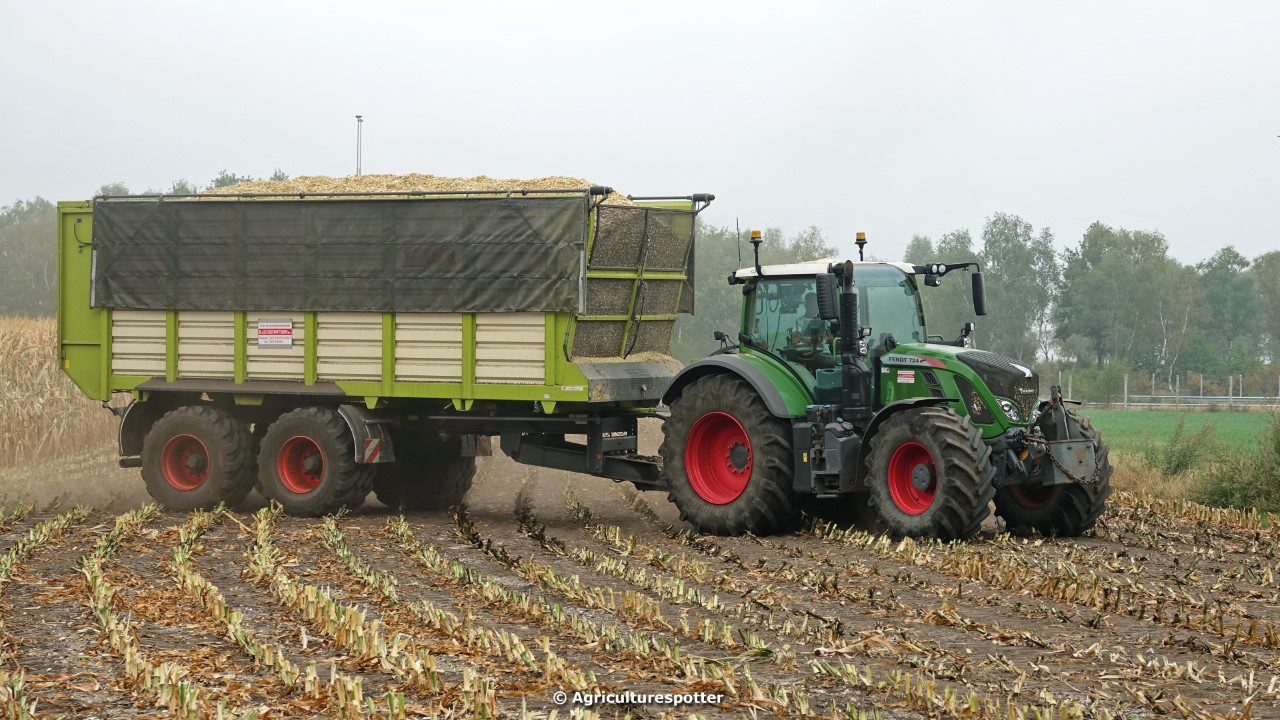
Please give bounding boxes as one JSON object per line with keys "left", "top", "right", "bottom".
{"left": 815, "top": 273, "right": 839, "bottom": 320}
{"left": 971, "top": 272, "right": 988, "bottom": 316}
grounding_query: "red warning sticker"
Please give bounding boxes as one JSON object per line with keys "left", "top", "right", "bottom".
{"left": 896, "top": 370, "right": 916, "bottom": 384}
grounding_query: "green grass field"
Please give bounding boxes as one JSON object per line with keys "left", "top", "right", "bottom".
{"left": 1082, "top": 408, "right": 1274, "bottom": 456}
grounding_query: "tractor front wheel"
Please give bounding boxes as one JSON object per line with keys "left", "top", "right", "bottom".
{"left": 257, "top": 407, "right": 367, "bottom": 516}
{"left": 867, "top": 407, "right": 995, "bottom": 539}
{"left": 141, "top": 406, "right": 256, "bottom": 511}
{"left": 994, "top": 410, "right": 1113, "bottom": 536}
{"left": 660, "top": 374, "right": 799, "bottom": 535}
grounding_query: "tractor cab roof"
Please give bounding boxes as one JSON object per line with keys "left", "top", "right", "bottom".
{"left": 731, "top": 259, "right": 918, "bottom": 280}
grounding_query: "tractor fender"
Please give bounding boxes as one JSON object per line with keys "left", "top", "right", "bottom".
{"left": 852, "top": 396, "right": 953, "bottom": 487}
{"left": 662, "top": 356, "right": 804, "bottom": 418}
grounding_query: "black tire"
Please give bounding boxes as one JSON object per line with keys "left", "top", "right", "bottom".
{"left": 995, "top": 410, "right": 1113, "bottom": 536}
{"left": 866, "top": 407, "right": 996, "bottom": 539}
{"left": 659, "top": 374, "right": 799, "bottom": 536}
{"left": 249, "top": 422, "right": 268, "bottom": 497}
{"left": 140, "top": 406, "right": 255, "bottom": 511}
{"left": 257, "top": 407, "right": 366, "bottom": 516}
{"left": 372, "top": 432, "right": 476, "bottom": 511}
{"left": 346, "top": 465, "right": 377, "bottom": 510}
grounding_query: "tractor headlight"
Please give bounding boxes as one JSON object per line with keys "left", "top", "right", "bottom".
{"left": 997, "top": 399, "right": 1020, "bottom": 423}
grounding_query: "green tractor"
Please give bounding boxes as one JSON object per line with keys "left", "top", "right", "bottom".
{"left": 658, "top": 233, "right": 1112, "bottom": 539}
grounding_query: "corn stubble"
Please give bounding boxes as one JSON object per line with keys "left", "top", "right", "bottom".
{"left": 0, "top": 484, "right": 1275, "bottom": 717}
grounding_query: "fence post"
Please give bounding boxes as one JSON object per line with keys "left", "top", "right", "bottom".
{"left": 1200, "top": 372, "right": 1204, "bottom": 397}
{"left": 1229, "top": 375, "right": 1234, "bottom": 407}
{"left": 1068, "top": 373, "right": 1073, "bottom": 401}
{"left": 1175, "top": 374, "right": 1180, "bottom": 405}
{"left": 1151, "top": 372, "right": 1156, "bottom": 402}
{"left": 1123, "top": 374, "right": 1129, "bottom": 409}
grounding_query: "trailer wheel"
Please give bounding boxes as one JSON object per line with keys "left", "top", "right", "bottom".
{"left": 257, "top": 407, "right": 366, "bottom": 516}
{"left": 346, "top": 466, "right": 377, "bottom": 510}
{"left": 141, "top": 406, "right": 255, "bottom": 511}
{"left": 995, "top": 410, "right": 1113, "bottom": 536}
{"left": 372, "top": 432, "right": 475, "bottom": 511}
{"left": 660, "top": 374, "right": 799, "bottom": 535}
{"left": 866, "top": 407, "right": 995, "bottom": 539}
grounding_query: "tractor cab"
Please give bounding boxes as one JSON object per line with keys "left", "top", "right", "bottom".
{"left": 732, "top": 261, "right": 930, "bottom": 404}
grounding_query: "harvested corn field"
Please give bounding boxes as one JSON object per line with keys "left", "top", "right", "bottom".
{"left": 2, "top": 451, "right": 1278, "bottom": 720}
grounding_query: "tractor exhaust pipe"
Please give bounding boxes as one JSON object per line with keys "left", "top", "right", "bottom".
{"left": 839, "top": 260, "right": 874, "bottom": 429}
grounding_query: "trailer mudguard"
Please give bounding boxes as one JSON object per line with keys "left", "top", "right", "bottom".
{"left": 337, "top": 404, "right": 396, "bottom": 464}
{"left": 118, "top": 400, "right": 163, "bottom": 458}
{"left": 117, "top": 396, "right": 202, "bottom": 458}
{"left": 661, "top": 355, "right": 811, "bottom": 418}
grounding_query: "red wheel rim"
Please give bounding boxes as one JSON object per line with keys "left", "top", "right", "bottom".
{"left": 160, "top": 434, "right": 210, "bottom": 491}
{"left": 277, "top": 436, "right": 324, "bottom": 494}
{"left": 887, "top": 441, "right": 936, "bottom": 515}
{"left": 684, "top": 412, "right": 751, "bottom": 505}
{"left": 1009, "top": 484, "right": 1056, "bottom": 510}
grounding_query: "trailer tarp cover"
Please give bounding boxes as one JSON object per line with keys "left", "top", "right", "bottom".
{"left": 90, "top": 196, "right": 588, "bottom": 313}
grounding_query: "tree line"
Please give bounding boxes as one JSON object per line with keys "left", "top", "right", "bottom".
{"left": 3, "top": 184, "right": 1274, "bottom": 396}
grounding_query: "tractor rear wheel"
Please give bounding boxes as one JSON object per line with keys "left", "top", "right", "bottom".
{"left": 995, "top": 410, "right": 1113, "bottom": 536}
{"left": 660, "top": 374, "right": 799, "bottom": 535}
{"left": 257, "top": 407, "right": 366, "bottom": 516}
{"left": 373, "top": 432, "right": 476, "bottom": 511}
{"left": 141, "top": 406, "right": 256, "bottom": 511}
{"left": 866, "top": 407, "right": 995, "bottom": 539}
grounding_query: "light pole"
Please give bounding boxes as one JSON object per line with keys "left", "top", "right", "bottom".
{"left": 355, "top": 115, "right": 364, "bottom": 176}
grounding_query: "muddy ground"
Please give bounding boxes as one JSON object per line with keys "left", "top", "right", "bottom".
{"left": 1, "top": 448, "right": 1278, "bottom": 719}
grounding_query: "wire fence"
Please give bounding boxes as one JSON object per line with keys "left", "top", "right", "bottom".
{"left": 1118, "top": 395, "right": 1280, "bottom": 410}
{"left": 1050, "top": 372, "right": 1280, "bottom": 410}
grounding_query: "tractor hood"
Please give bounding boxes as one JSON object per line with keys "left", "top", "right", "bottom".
{"left": 879, "top": 344, "right": 1040, "bottom": 426}
{"left": 953, "top": 350, "right": 1040, "bottom": 421}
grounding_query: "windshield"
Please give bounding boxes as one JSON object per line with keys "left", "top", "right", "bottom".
{"left": 855, "top": 265, "right": 927, "bottom": 345}
{"left": 744, "top": 266, "right": 925, "bottom": 376}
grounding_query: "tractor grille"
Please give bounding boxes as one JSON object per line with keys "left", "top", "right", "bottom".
{"left": 956, "top": 351, "right": 1040, "bottom": 421}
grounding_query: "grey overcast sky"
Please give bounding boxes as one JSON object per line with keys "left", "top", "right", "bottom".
{"left": 2, "top": 1, "right": 1277, "bottom": 266}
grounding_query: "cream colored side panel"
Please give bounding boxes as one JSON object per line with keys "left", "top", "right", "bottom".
{"left": 316, "top": 312, "right": 382, "bottom": 381}
{"left": 177, "top": 311, "right": 235, "bottom": 378}
{"left": 395, "top": 314, "right": 463, "bottom": 383}
{"left": 246, "top": 313, "right": 306, "bottom": 380}
{"left": 111, "top": 310, "right": 167, "bottom": 377}
{"left": 476, "top": 313, "right": 545, "bottom": 385}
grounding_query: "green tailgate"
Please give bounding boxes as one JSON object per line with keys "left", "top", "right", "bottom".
{"left": 58, "top": 201, "right": 110, "bottom": 401}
